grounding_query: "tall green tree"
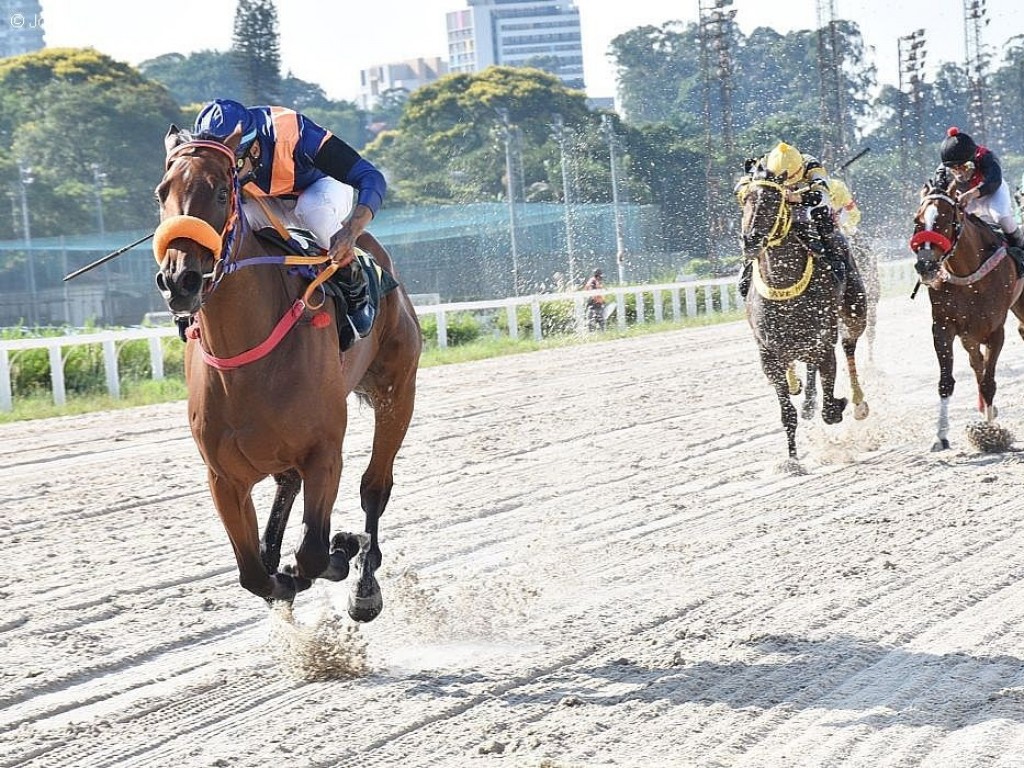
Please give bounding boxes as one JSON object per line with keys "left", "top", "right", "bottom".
{"left": 0, "top": 48, "right": 184, "bottom": 239}
{"left": 231, "top": 0, "right": 281, "bottom": 104}
{"left": 365, "top": 66, "right": 592, "bottom": 206}
{"left": 139, "top": 51, "right": 245, "bottom": 106}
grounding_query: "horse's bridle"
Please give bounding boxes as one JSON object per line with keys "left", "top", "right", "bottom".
{"left": 743, "top": 179, "right": 793, "bottom": 249}
{"left": 153, "top": 140, "right": 244, "bottom": 300}
{"left": 910, "top": 192, "right": 962, "bottom": 265}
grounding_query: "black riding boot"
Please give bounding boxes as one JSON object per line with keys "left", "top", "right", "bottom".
{"left": 738, "top": 260, "right": 753, "bottom": 298}
{"left": 1006, "top": 227, "right": 1024, "bottom": 277}
{"left": 812, "top": 207, "right": 847, "bottom": 286}
{"left": 336, "top": 260, "right": 374, "bottom": 338}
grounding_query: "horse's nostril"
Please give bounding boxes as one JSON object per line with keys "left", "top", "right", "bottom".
{"left": 155, "top": 272, "right": 168, "bottom": 292}
{"left": 181, "top": 271, "right": 203, "bottom": 294}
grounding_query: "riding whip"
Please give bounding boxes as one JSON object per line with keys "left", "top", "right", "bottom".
{"left": 62, "top": 233, "right": 154, "bottom": 281}
{"left": 834, "top": 147, "right": 871, "bottom": 174}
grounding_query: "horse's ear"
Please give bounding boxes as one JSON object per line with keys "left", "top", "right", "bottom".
{"left": 919, "top": 183, "right": 929, "bottom": 201}
{"left": 223, "top": 122, "right": 243, "bottom": 155}
{"left": 165, "top": 125, "right": 181, "bottom": 156}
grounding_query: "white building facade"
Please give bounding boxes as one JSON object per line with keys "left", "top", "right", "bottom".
{"left": 357, "top": 57, "right": 449, "bottom": 111}
{"left": 446, "top": 0, "right": 584, "bottom": 90}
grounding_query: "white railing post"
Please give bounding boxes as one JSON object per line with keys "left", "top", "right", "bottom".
{"left": 531, "top": 297, "right": 542, "bottom": 342}
{"left": 671, "top": 289, "right": 681, "bottom": 320}
{"left": 616, "top": 292, "right": 626, "bottom": 331}
{"left": 653, "top": 290, "right": 664, "bottom": 323}
{"left": 48, "top": 345, "right": 66, "bottom": 407}
{"left": 103, "top": 336, "right": 120, "bottom": 400}
{"left": 149, "top": 336, "right": 164, "bottom": 380}
{"left": 0, "top": 349, "right": 11, "bottom": 412}
{"left": 634, "top": 290, "right": 645, "bottom": 325}
{"left": 506, "top": 303, "right": 518, "bottom": 340}
{"left": 435, "top": 309, "right": 448, "bottom": 349}
{"left": 685, "top": 285, "right": 697, "bottom": 317}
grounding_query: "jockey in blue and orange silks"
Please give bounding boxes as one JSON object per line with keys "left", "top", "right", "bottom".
{"left": 938, "top": 126, "right": 1024, "bottom": 254}
{"left": 193, "top": 99, "right": 387, "bottom": 338}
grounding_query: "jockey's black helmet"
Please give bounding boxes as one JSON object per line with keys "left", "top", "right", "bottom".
{"left": 940, "top": 126, "right": 977, "bottom": 166}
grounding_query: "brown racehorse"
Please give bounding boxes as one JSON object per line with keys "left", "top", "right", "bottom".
{"left": 740, "top": 175, "right": 869, "bottom": 459}
{"left": 911, "top": 176, "right": 1024, "bottom": 451}
{"left": 153, "top": 125, "right": 421, "bottom": 620}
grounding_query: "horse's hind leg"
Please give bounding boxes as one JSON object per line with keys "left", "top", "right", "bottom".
{"left": 260, "top": 470, "right": 302, "bottom": 575}
{"left": 347, "top": 374, "right": 418, "bottom": 623}
{"left": 841, "top": 335, "right": 869, "bottom": 420}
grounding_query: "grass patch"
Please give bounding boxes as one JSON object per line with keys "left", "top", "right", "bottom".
{"left": 0, "top": 310, "right": 744, "bottom": 423}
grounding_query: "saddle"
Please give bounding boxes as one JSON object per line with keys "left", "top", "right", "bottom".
{"left": 254, "top": 227, "right": 400, "bottom": 352}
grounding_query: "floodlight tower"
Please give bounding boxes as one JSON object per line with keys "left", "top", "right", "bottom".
{"left": 815, "top": 0, "right": 845, "bottom": 165}
{"left": 898, "top": 29, "right": 928, "bottom": 176}
{"left": 964, "top": 0, "right": 990, "bottom": 142}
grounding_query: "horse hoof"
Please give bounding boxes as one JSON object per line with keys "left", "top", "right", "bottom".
{"left": 822, "top": 398, "right": 847, "bottom": 425}
{"left": 281, "top": 564, "right": 313, "bottom": 592}
{"left": 348, "top": 591, "right": 383, "bottom": 623}
{"left": 321, "top": 551, "right": 351, "bottom": 582}
{"left": 854, "top": 401, "right": 869, "bottom": 420}
{"left": 800, "top": 401, "right": 817, "bottom": 421}
{"left": 931, "top": 438, "right": 951, "bottom": 452}
{"left": 267, "top": 572, "right": 298, "bottom": 604}
{"left": 331, "top": 532, "right": 362, "bottom": 560}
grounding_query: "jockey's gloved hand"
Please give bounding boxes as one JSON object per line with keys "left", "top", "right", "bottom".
{"left": 810, "top": 204, "right": 834, "bottom": 229}
{"left": 801, "top": 188, "right": 823, "bottom": 207}
{"left": 744, "top": 157, "right": 758, "bottom": 173}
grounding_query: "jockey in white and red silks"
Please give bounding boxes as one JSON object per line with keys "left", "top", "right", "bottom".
{"left": 938, "top": 126, "right": 1024, "bottom": 252}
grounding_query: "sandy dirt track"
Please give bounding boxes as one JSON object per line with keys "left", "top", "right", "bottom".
{"left": 4, "top": 294, "right": 1024, "bottom": 768}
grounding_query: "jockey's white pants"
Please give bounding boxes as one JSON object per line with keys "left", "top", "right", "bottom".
{"left": 240, "top": 177, "right": 355, "bottom": 248}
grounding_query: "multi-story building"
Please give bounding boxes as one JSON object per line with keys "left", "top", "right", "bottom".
{"left": 357, "top": 56, "right": 449, "bottom": 111}
{"left": 0, "top": 0, "right": 44, "bottom": 57}
{"left": 446, "top": 0, "right": 584, "bottom": 91}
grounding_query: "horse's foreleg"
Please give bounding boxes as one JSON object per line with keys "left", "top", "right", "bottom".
{"left": 209, "top": 472, "right": 297, "bottom": 602}
{"left": 969, "top": 329, "right": 1003, "bottom": 421}
{"left": 819, "top": 349, "right": 847, "bottom": 425}
{"left": 293, "top": 450, "right": 343, "bottom": 585}
{"left": 932, "top": 326, "right": 956, "bottom": 450}
{"left": 261, "top": 470, "right": 302, "bottom": 574}
{"left": 761, "top": 351, "right": 799, "bottom": 458}
{"left": 349, "top": 377, "right": 417, "bottom": 623}
{"left": 801, "top": 365, "right": 818, "bottom": 421}
{"left": 785, "top": 363, "right": 802, "bottom": 396}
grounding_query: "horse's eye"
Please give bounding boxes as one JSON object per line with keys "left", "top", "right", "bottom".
{"left": 216, "top": 188, "right": 230, "bottom": 205}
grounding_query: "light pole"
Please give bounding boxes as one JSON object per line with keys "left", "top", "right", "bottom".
{"left": 18, "top": 162, "right": 39, "bottom": 326}
{"left": 601, "top": 114, "right": 626, "bottom": 285}
{"left": 898, "top": 29, "right": 927, "bottom": 179}
{"left": 550, "top": 113, "right": 577, "bottom": 289}
{"left": 496, "top": 107, "right": 521, "bottom": 296}
{"left": 91, "top": 163, "right": 107, "bottom": 236}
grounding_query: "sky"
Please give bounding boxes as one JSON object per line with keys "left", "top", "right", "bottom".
{"left": 30, "top": 0, "right": 1024, "bottom": 103}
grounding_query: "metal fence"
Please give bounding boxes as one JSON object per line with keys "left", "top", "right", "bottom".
{"left": 0, "top": 202, "right": 675, "bottom": 327}
{"left": 0, "top": 259, "right": 919, "bottom": 413}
